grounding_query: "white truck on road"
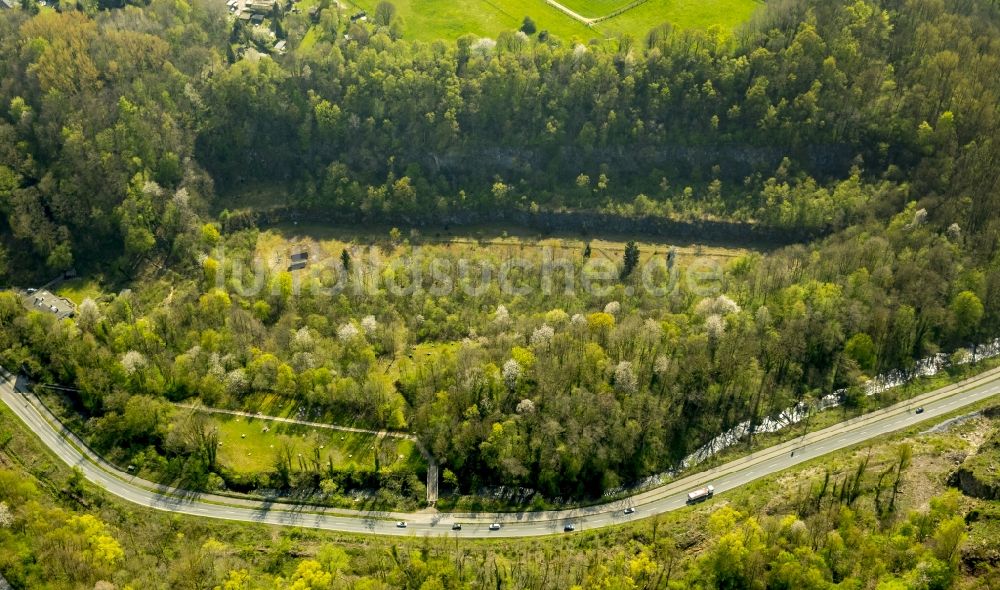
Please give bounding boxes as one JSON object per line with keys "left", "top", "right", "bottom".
{"left": 686, "top": 484, "right": 714, "bottom": 504}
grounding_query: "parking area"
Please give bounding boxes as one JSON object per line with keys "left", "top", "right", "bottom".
{"left": 21, "top": 288, "right": 76, "bottom": 320}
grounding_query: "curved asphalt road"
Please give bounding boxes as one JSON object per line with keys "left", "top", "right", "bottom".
{"left": 2, "top": 367, "right": 999, "bottom": 538}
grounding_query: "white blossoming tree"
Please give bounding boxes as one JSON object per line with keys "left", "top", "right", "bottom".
{"left": 208, "top": 352, "right": 225, "bottom": 381}
{"left": 172, "top": 187, "right": 190, "bottom": 207}
{"left": 471, "top": 37, "right": 496, "bottom": 59}
{"left": 502, "top": 359, "right": 522, "bottom": 391}
{"left": 121, "top": 350, "right": 147, "bottom": 376}
{"left": 292, "top": 327, "right": 314, "bottom": 350}
{"left": 360, "top": 315, "right": 378, "bottom": 335}
{"left": 225, "top": 368, "right": 249, "bottom": 395}
{"left": 291, "top": 351, "right": 315, "bottom": 372}
{"left": 613, "top": 361, "right": 637, "bottom": 394}
{"left": 337, "top": 322, "right": 360, "bottom": 342}
{"left": 706, "top": 314, "right": 725, "bottom": 340}
{"left": 695, "top": 295, "right": 740, "bottom": 316}
{"left": 0, "top": 501, "right": 12, "bottom": 528}
{"left": 515, "top": 398, "right": 536, "bottom": 414}
{"left": 77, "top": 298, "right": 102, "bottom": 331}
{"left": 494, "top": 304, "right": 510, "bottom": 326}
{"left": 530, "top": 324, "right": 554, "bottom": 347}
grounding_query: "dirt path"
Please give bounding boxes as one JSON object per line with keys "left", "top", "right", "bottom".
{"left": 544, "top": 0, "right": 652, "bottom": 26}
{"left": 545, "top": 0, "right": 596, "bottom": 25}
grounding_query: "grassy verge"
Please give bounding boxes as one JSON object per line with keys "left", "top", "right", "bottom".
{"left": 0, "top": 399, "right": 71, "bottom": 500}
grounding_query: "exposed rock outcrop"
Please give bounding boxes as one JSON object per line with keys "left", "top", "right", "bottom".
{"left": 955, "top": 427, "right": 1000, "bottom": 500}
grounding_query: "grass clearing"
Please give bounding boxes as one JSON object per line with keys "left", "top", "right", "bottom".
{"left": 54, "top": 278, "right": 103, "bottom": 305}
{"left": 299, "top": 26, "right": 320, "bottom": 51}
{"left": 255, "top": 221, "right": 753, "bottom": 273}
{"left": 211, "top": 412, "right": 425, "bottom": 475}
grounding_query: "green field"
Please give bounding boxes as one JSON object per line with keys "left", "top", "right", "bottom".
{"left": 211, "top": 413, "right": 425, "bottom": 476}
{"left": 332, "top": 0, "right": 760, "bottom": 42}
{"left": 54, "top": 278, "right": 103, "bottom": 305}
{"left": 599, "top": 0, "right": 762, "bottom": 36}
{"left": 346, "top": 0, "right": 594, "bottom": 41}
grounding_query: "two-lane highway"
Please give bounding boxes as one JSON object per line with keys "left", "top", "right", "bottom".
{"left": 1, "top": 365, "right": 998, "bottom": 538}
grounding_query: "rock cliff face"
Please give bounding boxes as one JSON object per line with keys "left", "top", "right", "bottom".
{"left": 956, "top": 427, "right": 1000, "bottom": 501}
{"left": 957, "top": 467, "right": 1000, "bottom": 500}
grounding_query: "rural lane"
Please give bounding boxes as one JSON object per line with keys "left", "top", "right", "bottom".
{"left": 1, "top": 367, "right": 999, "bottom": 538}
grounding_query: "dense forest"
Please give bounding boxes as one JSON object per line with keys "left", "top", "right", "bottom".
{"left": 2, "top": 0, "right": 1000, "bottom": 587}
{"left": 1, "top": 0, "right": 1000, "bottom": 503}
{"left": 0, "top": 0, "right": 999, "bottom": 277}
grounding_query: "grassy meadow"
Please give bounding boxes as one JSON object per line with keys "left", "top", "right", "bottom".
{"left": 321, "top": 0, "right": 760, "bottom": 43}
{"left": 211, "top": 412, "right": 425, "bottom": 476}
